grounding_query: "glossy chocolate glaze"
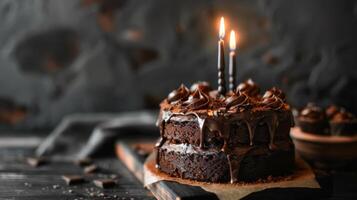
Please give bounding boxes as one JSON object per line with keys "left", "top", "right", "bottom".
{"left": 156, "top": 81, "right": 294, "bottom": 183}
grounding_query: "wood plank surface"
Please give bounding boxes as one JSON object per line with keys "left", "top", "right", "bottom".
{"left": 0, "top": 140, "right": 154, "bottom": 200}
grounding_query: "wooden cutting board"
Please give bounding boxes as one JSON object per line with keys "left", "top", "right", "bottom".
{"left": 115, "top": 140, "right": 326, "bottom": 200}
{"left": 116, "top": 140, "right": 219, "bottom": 200}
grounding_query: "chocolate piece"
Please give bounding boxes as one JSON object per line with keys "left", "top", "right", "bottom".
{"left": 93, "top": 179, "right": 116, "bottom": 188}
{"left": 74, "top": 158, "right": 93, "bottom": 166}
{"left": 156, "top": 79, "right": 295, "bottom": 183}
{"left": 296, "top": 103, "right": 328, "bottom": 135}
{"left": 84, "top": 164, "right": 99, "bottom": 174}
{"left": 27, "top": 157, "right": 47, "bottom": 167}
{"left": 62, "top": 175, "right": 85, "bottom": 185}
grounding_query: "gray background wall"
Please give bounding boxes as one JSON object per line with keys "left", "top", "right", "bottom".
{"left": 0, "top": 0, "right": 356, "bottom": 129}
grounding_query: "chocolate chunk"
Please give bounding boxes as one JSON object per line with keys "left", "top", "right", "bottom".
{"left": 93, "top": 179, "right": 116, "bottom": 188}
{"left": 74, "top": 158, "right": 93, "bottom": 166}
{"left": 27, "top": 157, "right": 47, "bottom": 167}
{"left": 84, "top": 164, "right": 99, "bottom": 174}
{"left": 62, "top": 175, "right": 85, "bottom": 185}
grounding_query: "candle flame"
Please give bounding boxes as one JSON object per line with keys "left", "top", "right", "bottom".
{"left": 219, "top": 17, "right": 225, "bottom": 39}
{"left": 229, "top": 30, "right": 236, "bottom": 50}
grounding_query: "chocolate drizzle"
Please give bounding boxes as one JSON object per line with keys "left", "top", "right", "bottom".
{"left": 155, "top": 111, "right": 173, "bottom": 168}
{"left": 227, "top": 147, "right": 253, "bottom": 183}
{"left": 266, "top": 114, "right": 279, "bottom": 150}
{"left": 155, "top": 110, "right": 208, "bottom": 168}
{"left": 156, "top": 80, "right": 294, "bottom": 183}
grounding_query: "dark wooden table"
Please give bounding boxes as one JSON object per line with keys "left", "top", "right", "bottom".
{"left": 0, "top": 132, "right": 154, "bottom": 200}
{"left": 1, "top": 130, "right": 356, "bottom": 200}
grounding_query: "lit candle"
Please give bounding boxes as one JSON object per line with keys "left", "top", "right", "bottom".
{"left": 217, "top": 17, "right": 226, "bottom": 95}
{"left": 229, "top": 30, "right": 236, "bottom": 92}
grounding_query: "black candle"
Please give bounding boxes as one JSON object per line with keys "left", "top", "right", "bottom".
{"left": 229, "top": 30, "right": 236, "bottom": 92}
{"left": 217, "top": 17, "right": 226, "bottom": 95}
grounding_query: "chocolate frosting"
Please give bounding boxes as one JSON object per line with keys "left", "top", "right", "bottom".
{"left": 326, "top": 105, "right": 340, "bottom": 119}
{"left": 332, "top": 109, "right": 356, "bottom": 122}
{"left": 190, "top": 81, "right": 212, "bottom": 94}
{"left": 236, "top": 79, "right": 260, "bottom": 97}
{"left": 262, "top": 96, "right": 284, "bottom": 110}
{"left": 299, "top": 103, "right": 325, "bottom": 121}
{"left": 263, "top": 87, "right": 286, "bottom": 101}
{"left": 167, "top": 84, "right": 190, "bottom": 103}
{"left": 224, "top": 91, "right": 249, "bottom": 109}
{"left": 182, "top": 88, "right": 210, "bottom": 110}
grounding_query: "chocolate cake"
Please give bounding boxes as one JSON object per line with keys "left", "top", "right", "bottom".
{"left": 155, "top": 80, "right": 295, "bottom": 183}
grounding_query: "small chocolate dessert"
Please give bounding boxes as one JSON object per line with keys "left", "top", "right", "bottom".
{"left": 330, "top": 109, "right": 357, "bottom": 136}
{"left": 325, "top": 105, "right": 340, "bottom": 120}
{"left": 297, "top": 103, "right": 328, "bottom": 135}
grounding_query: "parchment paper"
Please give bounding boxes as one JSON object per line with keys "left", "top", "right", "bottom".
{"left": 144, "top": 153, "right": 320, "bottom": 200}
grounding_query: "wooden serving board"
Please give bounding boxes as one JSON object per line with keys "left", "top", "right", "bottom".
{"left": 115, "top": 141, "right": 330, "bottom": 200}
{"left": 116, "top": 140, "right": 219, "bottom": 200}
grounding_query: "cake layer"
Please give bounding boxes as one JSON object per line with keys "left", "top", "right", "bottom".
{"left": 162, "top": 110, "right": 293, "bottom": 149}
{"left": 157, "top": 142, "right": 295, "bottom": 183}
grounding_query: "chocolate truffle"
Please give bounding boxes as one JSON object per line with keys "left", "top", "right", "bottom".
{"left": 296, "top": 103, "right": 328, "bottom": 135}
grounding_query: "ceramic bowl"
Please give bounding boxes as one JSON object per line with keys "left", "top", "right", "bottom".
{"left": 290, "top": 127, "right": 357, "bottom": 169}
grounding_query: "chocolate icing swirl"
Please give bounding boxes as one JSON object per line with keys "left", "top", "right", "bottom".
{"left": 325, "top": 105, "right": 340, "bottom": 119}
{"left": 262, "top": 96, "right": 284, "bottom": 110}
{"left": 183, "top": 88, "right": 210, "bottom": 110}
{"left": 190, "top": 81, "right": 212, "bottom": 94}
{"left": 236, "top": 79, "right": 260, "bottom": 97}
{"left": 300, "top": 103, "right": 325, "bottom": 120}
{"left": 332, "top": 109, "right": 355, "bottom": 122}
{"left": 224, "top": 91, "right": 249, "bottom": 109}
{"left": 263, "top": 87, "right": 286, "bottom": 101}
{"left": 167, "top": 84, "right": 190, "bottom": 103}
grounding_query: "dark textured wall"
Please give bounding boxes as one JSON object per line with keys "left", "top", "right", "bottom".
{"left": 0, "top": 0, "right": 356, "bottom": 128}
